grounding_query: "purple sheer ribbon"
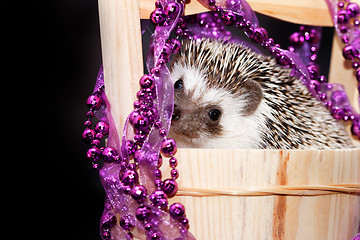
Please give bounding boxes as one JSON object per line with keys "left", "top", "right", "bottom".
{"left": 325, "top": 0, "right": 360, "bottom": 113}
{"left": 94, "top": 0, "right": 359, "bottom": 239}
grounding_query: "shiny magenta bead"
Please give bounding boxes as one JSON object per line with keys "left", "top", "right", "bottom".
{"left": 343, "top": 45, "right": 358, "bottom": 60}
{"left": 131, "top": 185, "right": 147, "bottom": 203}
{"left": 150, "top": 8, "right": 166, "bottom": 26}
{"left": 356, "top": 69, "right": 360, "bottom": 82}
{"left": 171, "top": 169, "right": 179, "bottom": 179}
{"left": 87, "top": 95, "right": 102, "bottom": 110}
{"left": 131, "top": 114, "right": 150, "bottom": 131}
{"left": 95, "top": 121, "right": 109, "bottom": 136}
{"left": 82, "top": 128, "right": 95, "bottom": 143}
{"left": 120, "top": 170, "right": 139, "bottom": 186}
{"left": 87, "top": 147, "right": 100, "bottom": 160}
{"left": 289, "top": 32, "right": 304, "bottom": 46}
{"left": 221, "top": 11, "right": 237, "bottom": 26}
{"left": 102, "top": 214, "right": 117, "bottom": 229}
{"left": 139, "top": 74, "right": 155, "bottom": 89}
{"left": 169, "top": 203, "right": 185, "bottom": 219}
{"left": 135, "top": 205, "right": 151, "bottom": 221}
{"left": 251, "top": 27, "right": 268, "bottom": 43}
{"left": 160, "top": 138, "right": 177, "bottom": 157}
{"left": 351, "top": 121, "right": 360, "bottom": 138}
{"left": 102, "top": 147, "right": 119, "bottom": 163}
{"left": 162, "top": 178, "right": 178, "bottom": 197}
{"left": 149, "top": 190, "right": 168, "bottom": 208}
{"left": 119, "top": 216, "right": 134, "bottom": 231}
{"left": 166, "top": 2, "right": 181, "bottom": 17}
{"left": 337, "top": 9, "right": 350, "bottom": 24}
{"left": 307, "top": 64, "right": 320, "bottom": 80}
{"left": 347, "top": 3, "right": 360, "bottom": 18}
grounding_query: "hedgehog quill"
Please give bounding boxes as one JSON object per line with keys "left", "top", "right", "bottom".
{"left": 168, "top": 39, "right": 354, "bottom": 149}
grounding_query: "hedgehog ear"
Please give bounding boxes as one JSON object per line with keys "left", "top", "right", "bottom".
{"left": 240, "top": 79, "right": 263, "bottom": 116}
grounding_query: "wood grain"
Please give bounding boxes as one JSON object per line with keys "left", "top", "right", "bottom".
{"left": 98, "top": 0, "right": 143, "bottom": 142}
{"left": 163, "top": 149, "right": 360, "bottom": 239}
{"left": 140, "top": 0, "right": 333, "bottom": 26}
{"left": 97, "top": 1, "right": 360, "bottom": 239}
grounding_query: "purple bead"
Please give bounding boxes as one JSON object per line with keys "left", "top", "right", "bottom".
{"left": 131, "top": 185, "right": 147, "bottom": 203}
{"left": 352, "top": 62, "right": 359, "bottom": 69}
{"left": 140, "top": 74, "right": 155, "bottom": 90}
{"left": 149, "top": 190, "right": 168, "bottom": 208}
{"left": 341, "top": 35, "right": 350, "bottom": 43}
{"left": 169, "top": 203, "right": 185, "bottom": 219}
{"left": 87, "top": 95, "right": 102, "bottom": 110}
{"left": 307, "top": 64, "right": 320, "bottom": 80}
{"left": 82, "top": 128, "right": 95, "bottom": 143}
{"left": 251, "top": 27, "right": 268, "bottom": 43}
{"left": 150, "top": 8, "right": 166, "bottom": 26}
{"left": 160, "top": 138, "right": 177, "bottom": 157}
{"left": 95, "top": 121, "right": 109, "bottom": 136}
{"left": 337, "top": 9, "right": 350, "bottom": 24}
{"left": 169, "top": 157, "right": 178, "bottom": 168}
{"left": 276, "top": 52, "right": 292, "bottom": 66}
{"left": 150, "top": 231, "right": 164, "bottom": 240}
{"left": 171, "top": 169, "right": 179, "bottom": 179}
{"left": 309, "top": 29, "right": 320, "bottom": 44}
{"left": 351, "top": 121, "right": 360, "bottom": 139}
{"left": 181, "top": 217, "right": 189, "bottom": 226}
{"left": 135, "top": 205, "right": 151, "bottom": 221}
{"left": 162, "top": 178, "right": 178, "bottom": 197}
{"left": 221, "top": 11, "right": 237, "bottom": 26}
{"left": 347, "top": 3, "right": 360, "bottom": 18}
{"left": 151, "top": 66, "right": 161, "bottom": 76}
{"left": 161, "top": 44, "right": 173, "bottom": 58}
{"left": 331, "top": 108, "right": 345, "bottom": 120}
{"left": 356, "top": 70, "right": 360, "bottom": 82}
{"left": 343, "top": 45, "right": 359, "bottom": 60}
{"left": 156, "top": 155, "right": 163, "bottom": 168}
{"left": 169, "top": 38, "right": 182, "bottom": 54}
{"left": 126, "top": 140, "right": 138, "bottom": 156}
{"left": 289, "top": 32, "right": 304, "bottom": 46}
{"left": 120, "top": 170, "right": 139, "bottom": 186}
{"left": 102, "top": 214, "right": 117, "bottom": 229}
{"left": 102, "top": 147, "right": 119, "bottom": 163}
{"left": 166, "top": 2, "right": 181, "bottom": 17}
{"left": 119, "top": 216, "right": 134, "bottom": 231}
{"left": 87, "top": 147, "right": 100, "bottom": 160}
{"left": 153, "top": 169, "right": 162, "bottom": 179}
{"left": 131, "top": 114, "right": 150, "bottom": 131}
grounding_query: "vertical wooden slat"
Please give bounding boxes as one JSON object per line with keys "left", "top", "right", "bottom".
{"left": 98, "top": 0, "right": 143, "bottom": 141}
{"left": 328, "top": 33, "right": 360, "bottom": 114}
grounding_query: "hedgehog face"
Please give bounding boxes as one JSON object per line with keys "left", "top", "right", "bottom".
{"left": 169, "top": 62, "right": 265, "bottom": 148}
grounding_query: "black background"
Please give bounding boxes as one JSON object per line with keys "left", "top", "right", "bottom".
{"left": 50, "top": 1, "right": 333, "bottom": 239}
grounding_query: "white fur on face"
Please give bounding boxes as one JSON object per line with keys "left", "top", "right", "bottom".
{"left": 170, "top": 63, "right": 270, "bottom": 149}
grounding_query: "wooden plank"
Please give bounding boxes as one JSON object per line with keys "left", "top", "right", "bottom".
{"left": 162, "top": 148, "right": 360, "bottom": 239}
{"left": 328, "top": 32, "right": 360, "bottom": 145}
{"left": 140, "top": 0, "right": 334, "bottom": 26}
{"left": 98, "top": 0, "right": 143, "bottom": 142}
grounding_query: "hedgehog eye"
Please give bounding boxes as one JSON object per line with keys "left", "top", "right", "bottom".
{"left": 174, "top": 79, "right": 183, "bottom": 90}
{"left": 208, "top": 109, "right": 221, "bottom": 121}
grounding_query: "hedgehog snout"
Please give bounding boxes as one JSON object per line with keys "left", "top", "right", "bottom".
{"left": 172, "top": 104, "right": 182, "bottom": 121}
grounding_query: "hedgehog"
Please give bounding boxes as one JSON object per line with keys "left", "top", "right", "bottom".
{"left": 167, "top": 38, "right": 354, "bottom": 149}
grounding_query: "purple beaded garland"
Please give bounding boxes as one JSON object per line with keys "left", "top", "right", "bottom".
{"left": 84, "top": 1, "right": 360, "bottom": 239}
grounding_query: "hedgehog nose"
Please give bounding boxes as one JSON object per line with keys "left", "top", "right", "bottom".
{"left": 172, "top": 105, "right": 181, "bottom": 121}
